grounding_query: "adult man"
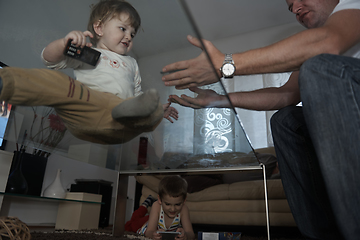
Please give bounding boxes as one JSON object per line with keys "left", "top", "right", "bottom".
{"left": 161, "top": 0, "right": 360, "bottom": 239}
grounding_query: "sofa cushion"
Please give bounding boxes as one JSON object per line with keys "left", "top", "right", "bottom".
{"left": 136, "top": 176, "right": 285, "bottom": 201}
{"left": 182, "top": 174, "right": 223, "bottom": 193}
{"left": 187, "top": 183, "right": 230, "bottom": 202}
{"left": 189, "top": 211, "right": 296, "bottom": 226}
{"left": 135, "top": 175, "right": 161, "bottom": 193}
{"left": 139, "top": 186, "right": 295, "bottom": 227}
{"left": 229, "top": 179, "right": 286, "bottom": 200}
{"left": 186, "top": 199, "right": 291, "bottom": 213}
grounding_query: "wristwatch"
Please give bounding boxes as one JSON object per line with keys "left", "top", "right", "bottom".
{"left": 220, "top": 53, "right": 236, "bottom": 78}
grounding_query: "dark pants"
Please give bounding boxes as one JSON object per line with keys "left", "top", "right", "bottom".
{"left": 271, "top": 54, "right": 360, "bottom": 240}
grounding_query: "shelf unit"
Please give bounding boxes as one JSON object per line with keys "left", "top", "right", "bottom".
{"left": 0, "top": 192, "right": 104, "bottom": 205}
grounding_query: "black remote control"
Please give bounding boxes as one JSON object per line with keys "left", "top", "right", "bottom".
{"left": 64, "top": 39, "right": 101, "bottom": 66}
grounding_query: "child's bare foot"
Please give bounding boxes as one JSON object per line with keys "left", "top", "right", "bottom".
{"left": 112, "top": 89, "right": 160, "bottom": 121}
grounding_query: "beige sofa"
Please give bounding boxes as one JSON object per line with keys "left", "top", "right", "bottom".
{"left": 135, "top": 147, "right": 296, "bottom": 227}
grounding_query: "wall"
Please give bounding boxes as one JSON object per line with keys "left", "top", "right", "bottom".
{"left": 0, "top": 0, "right": 97, "bottom": 70}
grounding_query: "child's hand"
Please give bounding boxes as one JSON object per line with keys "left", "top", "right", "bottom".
{"left": 163, "top": 102, "right": 179, "bottom": 123}
{"left": 152, "top": 230, "right": 163, "bottom": 240}
{"left": 175, "top": 228, "right": 186, "bottom": 240}
{"left": 64, "top": 30, "right": 94, "bottom": 49}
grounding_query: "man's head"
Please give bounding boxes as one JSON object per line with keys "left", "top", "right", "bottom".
{"left": 87, "top": 0, "right": 141, "bottom": 46}
{"left": 286, "top": 0, "right": 339, "bottom": 28}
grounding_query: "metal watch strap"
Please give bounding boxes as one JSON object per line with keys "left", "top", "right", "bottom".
{"left": 221, "top": 53, "right": 235, "bottom": 78}
{"left": 224, "top": 53, "right": 233, "bottom": 64}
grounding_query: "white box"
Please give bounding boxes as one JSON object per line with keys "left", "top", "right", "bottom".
{"left": 55, "top": 192, "right": 102, "bottom": 230}
{"left": 198, "top": 232, "right": 242, "bottom": 240}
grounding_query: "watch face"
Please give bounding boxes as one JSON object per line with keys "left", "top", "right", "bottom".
{"left": 222, "top": 63, "right": 235, "bottom": 77}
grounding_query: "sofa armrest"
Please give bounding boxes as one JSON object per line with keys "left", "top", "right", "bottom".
{"left": 255, "top": 147, "right": 276, "bottom": 156}
{"left": 135, "top": 175, "right": 161, "bottom": 193}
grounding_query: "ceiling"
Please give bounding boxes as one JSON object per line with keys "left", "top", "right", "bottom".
{"left": 127, "top": 0, "right": 297, "bottom": 58}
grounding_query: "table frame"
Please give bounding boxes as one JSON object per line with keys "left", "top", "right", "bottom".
{"left": 112, "top": 163, "right": 270, "bottom": 240}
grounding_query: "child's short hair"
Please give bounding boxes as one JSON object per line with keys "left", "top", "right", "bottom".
{"left": 158, "top": 175, "right": 188, "bottom": 201}
{"left": 88, "top": 0, "right": 141, "bottom": 46}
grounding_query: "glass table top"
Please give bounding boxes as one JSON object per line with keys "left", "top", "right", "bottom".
{"left": 120, "top": 0, "right": 259, "bottom": 174}
{"left": 0, "top": 0, "right": 259, "bottom": 175}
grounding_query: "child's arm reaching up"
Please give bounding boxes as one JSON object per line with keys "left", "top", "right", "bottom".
{"left": 163, "top": 102, "right": 179, "bottom": 123}
{"left": 43, "top": 30, "right": 93, "bottom": 63}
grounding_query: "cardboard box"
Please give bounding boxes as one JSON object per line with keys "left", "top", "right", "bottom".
{"left": 198, "top": 232, "right": 242, "bottom": 240}
{"left": 55, "top": 192, "right": 102, "bottom": 230}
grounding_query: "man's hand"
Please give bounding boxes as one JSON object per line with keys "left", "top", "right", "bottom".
{"left": 168, "top": 87, "right": 229, "bottom": 109}
{"left": 162, "top": 35, "right": 224, "bottom": 89}
{"left": 163, "top": 102, "right": 179, "bottom": 123}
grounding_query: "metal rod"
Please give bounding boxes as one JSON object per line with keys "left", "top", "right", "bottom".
{"left": 112, "top": 174, "right": 128, "bottom": 236}
{"left": 262, "top": 163, "right": 271, "bottom": 240}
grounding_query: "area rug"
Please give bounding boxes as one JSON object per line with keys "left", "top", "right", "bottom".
{"left": 30, "top": 230, "right": 145, "bottom": 240}
{"left": 30, "top": 229, "right": 305, "bottom": 240}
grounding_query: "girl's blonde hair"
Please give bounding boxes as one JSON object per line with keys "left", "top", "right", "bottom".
{"left": 87, "top": 0, "right": 141, "bottom": 45}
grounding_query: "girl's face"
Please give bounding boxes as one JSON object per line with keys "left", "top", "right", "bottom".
{"left": 158, "top": 194, "right": 185, "bottom": 219}
{"left": 95, "top": 13, "right": 136, "bottom": 55}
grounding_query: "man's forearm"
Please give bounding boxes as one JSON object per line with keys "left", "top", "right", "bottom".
{"left": 227, "top": 10, "right": 360, "bottom": 76}
{"left": 228, "top": 87, "right": 300, "bottom": 111}
{"left": 230, "top": 28, "right": 336, "bottom": 76}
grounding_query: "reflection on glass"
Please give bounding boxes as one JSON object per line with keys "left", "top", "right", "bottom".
{"left": 1, "top": 0, "right": 258, "bottom": 174}
{"left": 117, "top": 0, "right": 259, "bottom": 173}
{"left": 118, "top": 81, "right": 258, "bottom": 173}
{"left": 3, "top": 105, "right": 121, "bottom": 170}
